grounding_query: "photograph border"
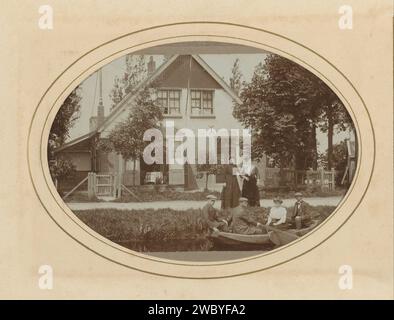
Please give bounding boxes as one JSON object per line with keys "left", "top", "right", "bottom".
{"left": 27, "top": 22, "right": 375, "bottom": 279}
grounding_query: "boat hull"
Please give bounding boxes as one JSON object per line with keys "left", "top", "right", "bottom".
{"left": 268, "top": 220, "right": 319, "bottom": 246}
{"left": 209, "top": 230, "right": 273, "bottom": 248}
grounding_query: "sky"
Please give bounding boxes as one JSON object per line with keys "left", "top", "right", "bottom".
{"left": 67, "top": 53, "right": 351, "bottom": 154}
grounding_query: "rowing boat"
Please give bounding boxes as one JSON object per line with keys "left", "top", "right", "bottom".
{"left": 209, "top": 229, "right": 273, "bottom": 247}
{"left": 288, "top": 219, "right": 319, "bottom": 236}
{"left": 268, "top": 220, "right": 319, "bottom": 246}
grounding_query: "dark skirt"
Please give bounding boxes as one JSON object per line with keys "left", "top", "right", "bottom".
{"left": 221, "top": 166, "right": 241, "bottom": 209}
{"left": 242, "top": 177, "right": 260, "bottom": 207}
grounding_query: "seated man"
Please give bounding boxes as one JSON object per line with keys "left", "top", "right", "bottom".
{"left": 231, "top": 197, "right": 264, "bottom": 235}
{"left": 291, "top": 192, "right": 312, "bottom": 228}
{"left": 202, "top": 195, "right": 228, "bottom": 232}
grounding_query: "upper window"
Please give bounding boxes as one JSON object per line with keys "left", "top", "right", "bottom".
{"left": 191, "top": 90, "right": 214, "bottom": 115}
{"left": 157, "top": 89, "right": 181, "bottom": 115}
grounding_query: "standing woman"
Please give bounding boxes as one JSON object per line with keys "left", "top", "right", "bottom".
{"left": 241, "top": 160, "right": 261, "bottom": 207}
{"left": 221, "top": 158, "right": 241, "bottom": 209}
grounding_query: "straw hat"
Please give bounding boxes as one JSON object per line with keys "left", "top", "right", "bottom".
{"left": 273, "top": 196, "right": 283, "bottom": 204}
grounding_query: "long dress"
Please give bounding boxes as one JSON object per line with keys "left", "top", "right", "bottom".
{"left": 221, "top": 164, "right": 241, "bottom": 209}
{"left": 241, "top": 164, "right": 260, "bottom": 207}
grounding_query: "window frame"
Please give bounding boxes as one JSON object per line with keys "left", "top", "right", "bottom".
{"left": 157, "top": 89, "right": 181, "bottom": 115}
{"left": 190, "top": 89, "right": 214, "bottom": 115}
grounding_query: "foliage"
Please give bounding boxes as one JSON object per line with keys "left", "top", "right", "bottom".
{"left": 73, "top": 205, "right": 336, "bottom": 252}
{"left": 197, "top": 163, "right": 224, "bottom": 191}
{"left": 229, "top": 58, "right": 243, "bottom": 95}
{"left": 48, "top": 87, "right": 81, "bottom": 182}
{"left": 108, "top": 76, "right": 124, "bottom": 110}
{"left": 48, "top": 87, "right": 82, "bottom": 152}
{"left": 109, "top": 55, "right": 148, "bottom": 110}
{"left": 319, "top": 140, "right": 348, "bottom": 185}
{"left": 74, "top": 208, "right": 211, "bottom": 251}
{"left": 123, "top": 54, "right": 147, "bottom": 94}
{"left": 233, "top": 54, "right": 352, "bottom": 173}
{"left": 100, "top": 86, "right": 163, "bottom": 162}
{"left": 105, "top": 54, "right": 162, "bottom": 166}
{"left": 48, "top": 156, "right": 76, "bottom": 181}
{"left": 319, "top": 102, "right": 353, "bottom": 169}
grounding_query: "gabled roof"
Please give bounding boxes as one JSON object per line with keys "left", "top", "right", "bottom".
{"left": 97, "top": 54, "right": 242, "bottom": 133}
{"left": 56, "top": 54, "right": 241, "bottom": 151}
{"left": 97, "top": 54, "right": 180, "bottom": 133}
{"left": 54, "top": 131, "right": 96, "bottom": 153}
{"left": 191, "top": 55, "right": 241, "bottom": 103}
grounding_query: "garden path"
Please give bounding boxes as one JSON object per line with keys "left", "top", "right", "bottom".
{"left": 67, "top": 196, "right": 343, "bottom": 211}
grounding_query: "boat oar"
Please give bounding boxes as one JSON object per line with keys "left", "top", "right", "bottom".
{"left": 265, "top": 225, "right": 299, "bottom": 246}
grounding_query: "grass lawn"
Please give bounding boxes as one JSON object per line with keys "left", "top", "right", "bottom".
{"left": 74, "top": 205, "right": 336, "bottom": 252}
{"left": 115, "top": 188, "right": 222, "bottom": 202}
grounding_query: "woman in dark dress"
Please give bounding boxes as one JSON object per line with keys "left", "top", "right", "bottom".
{"left": 241, "top": 163, "right": 260, "bottom": 207}
{"left": 221, "top": 160, "right": 241, "bottom": 209}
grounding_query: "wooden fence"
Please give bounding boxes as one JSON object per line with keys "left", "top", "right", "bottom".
{"left": 86, "top": 172, "right": 141, "bottom": 201}
{"left": 264, "top": 168, "right": 335, "bottom": 190}
{"left": 88, "top": 172, "right": 117, "bottom": 199}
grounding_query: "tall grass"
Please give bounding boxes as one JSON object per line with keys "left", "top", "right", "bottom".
{"left": 73, "top": 205, "right": 336, "bottom": 252}
{"left": 75, "top": 208, "right": 209, "bottom": 241}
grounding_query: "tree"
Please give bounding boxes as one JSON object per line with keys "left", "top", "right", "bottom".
{"left": 197, "top": 164, "right": 222, "bottom": 191}
{"left": 48, "top": 87, "right": 82, "bottom": 184}
{"left": 318, "top": 141, "right": 348, "bottom": 186}
{"left": 320, "top": 101, "right": 352, "bottom": 170}
{"left": 48, "top": 157, "right": 76, "bottom": 187}
{"left": 233, "top": 58, "right": 312, "bottom": 173}
{"left": 99, "top": 87, "right": 163, "bottom": 185}
{"left": 123, "top": 54, "right": 147, "bottom": 95}
{"left": 109, "top": 76, "right": 124, "bottom": 110}
{"left": 233, "top": 54, "right": 352, "bottom": 187}
{"left": 229, "top": 58, "right": 243, "bottom": 95}
{"left": 49, "top": 87, "right": 82, "bottom": 149}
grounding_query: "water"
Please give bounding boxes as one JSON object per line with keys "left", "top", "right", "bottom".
{"left": 112, "top": 238, "right": 274, "bottom": 252}
{"left": 114, "top": 238, "right": 211, "bottom": 252}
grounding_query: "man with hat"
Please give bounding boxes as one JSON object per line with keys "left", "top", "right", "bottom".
{"left": 230, "top": 197, "right": 264, "bottom": 235}
{"left": 266, "top": 196, "right": 287, "bottom": 227}
{"left": 202, "top": 195, "right": 228, "bottom": 232}
{"left": 291, "top": 192, "right": 312, "bottom": 228}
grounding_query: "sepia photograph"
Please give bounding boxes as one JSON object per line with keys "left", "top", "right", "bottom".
{"left": 1, "top": 0, "right": 393, "bottom": 302}
{"left": 48, "top": 42, "right": 357, "bottom": 262}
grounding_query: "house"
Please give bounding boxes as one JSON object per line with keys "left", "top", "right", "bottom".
{"left": 55, "top": 54, "right": 267, "bottom": 193}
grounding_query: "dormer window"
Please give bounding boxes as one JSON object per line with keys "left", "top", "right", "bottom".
{"left": 158, "top": 89, "right": 181, "bottom": 115}
{"left": 191, "top": 90, "right": 214, "bottom": 115}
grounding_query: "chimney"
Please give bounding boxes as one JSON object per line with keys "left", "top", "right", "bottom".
{"left": 97, "top": 101, "right": 105, "bottom": 127}
{"left": 147, "top": 56, "right": 156, "bottom": 76}
{"left": 89, "top": 69, "right": 105, "bottom": 131}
